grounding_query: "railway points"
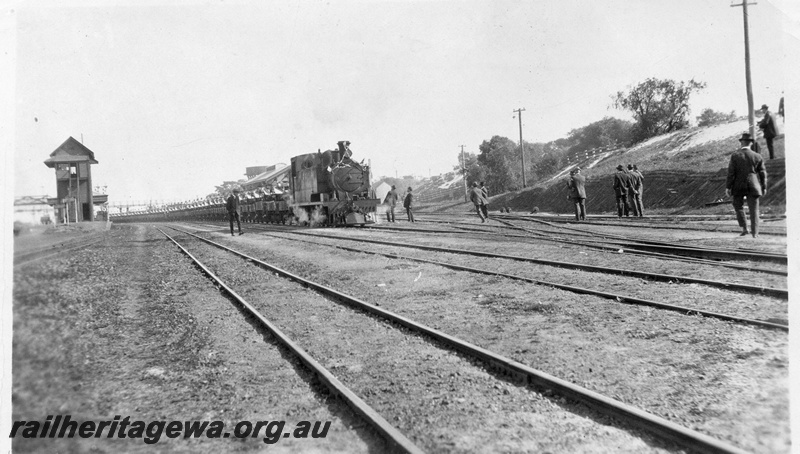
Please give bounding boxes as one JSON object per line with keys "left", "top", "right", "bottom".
{"left": 164, "top": 226, "right": 756, "bottom": 453}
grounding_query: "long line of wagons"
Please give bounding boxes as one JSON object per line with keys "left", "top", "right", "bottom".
{"left": 111, "top": 141, "right": 381, "bottom": 227}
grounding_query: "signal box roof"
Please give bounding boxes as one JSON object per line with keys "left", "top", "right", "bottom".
{"left": 43, "top": 136, "right": 99, "bottom": 168}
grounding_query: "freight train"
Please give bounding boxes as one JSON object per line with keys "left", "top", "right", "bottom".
{"left": 111, "top": 141, "right": 380, "bottom": 226}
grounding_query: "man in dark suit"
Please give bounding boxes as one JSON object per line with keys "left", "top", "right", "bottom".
{"left": 470, "top": 182, "right": 489, "bottom": 222}
{"left": 566, "top": 167, "right": 586, "bottom": 221}
{"left": 612, "top": 164, "right": 632, "bottom": 218}
{"left": 403, "top": 187, "right": 415, "bottom": 222}
{"left": 226, "top": 188, "right": 243, "bottom": 236}
{"left": 726, "top": 133, "right": 767, "bottom": 238}
{"left": 627, "top": 164, "right": 644, "bottom": 217}
{"left": 479, "top": 182, "right": 489, "bottom": 219}
{"left": 757, "top": 104, "right": 778, "bottom": 159}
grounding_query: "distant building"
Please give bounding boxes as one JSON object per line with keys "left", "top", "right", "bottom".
{"left": 14, "top": 196, "right": 55, "bottom": 225}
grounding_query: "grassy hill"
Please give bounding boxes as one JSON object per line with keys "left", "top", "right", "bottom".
{"left": 419, "top": 118, "right": 786, "bottom": 216}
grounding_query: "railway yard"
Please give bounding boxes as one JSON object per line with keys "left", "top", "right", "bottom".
{"left": 11, "top": 213, "right": 791, "bottom": 453}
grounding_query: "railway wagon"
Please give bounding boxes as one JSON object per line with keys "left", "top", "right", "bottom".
{"left": 289, "top": 141, "right": 379, "bottom": 226}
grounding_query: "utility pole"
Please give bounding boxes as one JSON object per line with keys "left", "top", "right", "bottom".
{"left": 731, "top": 1, "right": 757, "bottom": 138}
{"left": 459, "top": 145, "right": 468, "bottom": 202}
{"left": 513, "top": 108, "right": 527, "bottom": 188}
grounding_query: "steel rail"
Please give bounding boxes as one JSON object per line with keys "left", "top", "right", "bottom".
{"left": 373, "top": 220, "right": 789, "bottom": 277}
{"left": 256, "top": 226, "right": 787, "bottom": 299}
{"left": 227, "top": 227, "right": 787, "bottom": 331}
{"left": 170, "top": 226, "right": 752, "bottom": 454}
{"left": 502, "top": 215, "right": 788, "bottom": 264}
{"left": 13, "top": 236, "right": 108, "bottom": 267}
{"left": 491, "top": 213, "right": 787, "bottom": 236}
{"left": 157, "top": 228, "right": 425, "bottom": 454}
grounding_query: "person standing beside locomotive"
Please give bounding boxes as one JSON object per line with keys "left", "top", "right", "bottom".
{"left": 479, "top": 181, "right": 490, "bottom": 220}
{"left": 612, "top": 164, "right": 633, "bottom": 218}
{"left": 226, "top": 188, "right": 244, "bottom": 236}
{"left": 757, "top": 104, "right": 778, "bottom": 160}
{"left": 566, "top": 167, "right": 586, "bottom": 221}
{"left": 470, "top": 182, "right": 489, "bottom": 223}
{"left": 403, "top": 187, "right": 415, "bottom": 222}
{"left": 726, "top": 133, "right": 767, "bottom": 238}
{"left": 383, "top": 185, "right": 400, "bottom": 222}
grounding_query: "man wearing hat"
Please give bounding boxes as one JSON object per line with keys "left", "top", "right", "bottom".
{"left": 226, "top": 188, "right": 244, "bottom": 236}
{"left": 403, "top": 187, "right": 415, "bottom": 222}
{"left": 612, "top": 164, "right": 633, "bottom": 218}
{"left": 470, "top": 182, "right": 489, "bottom": 222}
{"left": 383, "top": 184, "right": 400, "bottom": 222}
{"left": 479, "top": 181, "right": 489, "bottom": 219}
{"left": 566, "top": 167, "right": 586, "bottom": 221}
{"left": 627, "top": 164, "right": 644, "bottom": 217}
{"left": 757, "top": 104, "right": 777, "bottom": 159}
{"left": 726, "top": 133, "right": 767, "bottom": 238}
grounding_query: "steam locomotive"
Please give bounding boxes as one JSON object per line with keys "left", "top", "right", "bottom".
{"left": 111, "top": 141, "right": 380, "bottom": 226}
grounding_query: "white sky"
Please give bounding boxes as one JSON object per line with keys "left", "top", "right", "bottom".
{"left": 4, "top": 0, "right": 799, "bottom": 204}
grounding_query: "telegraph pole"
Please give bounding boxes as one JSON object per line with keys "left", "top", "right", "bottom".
{"left": 459, "top": 145, "right": 468, "bottom": 202}
{"left": 513, "top": 108, "right": 527, "bottom": 188}
{"left": 731, "top": 1, "right": 757, "bottom": 138}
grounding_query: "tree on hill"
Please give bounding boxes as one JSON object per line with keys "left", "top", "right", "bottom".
{"left": 453, "top": 152, "right": 485, "bottom": 187}
{"left": 566, "top": 117, "right": 634, "bottom": 154}
{"left": 478, "top": 136, "right": 523, "bottom": 192}
{"left": 696, "top": 108, "right": 737, "bottom": 127}
{"left": 612, "top": 77, "right": 706, "bottom": 143}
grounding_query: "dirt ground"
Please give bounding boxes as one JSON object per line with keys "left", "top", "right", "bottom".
{"left": 10, "top": 220, "right": 790, "bottom": 453}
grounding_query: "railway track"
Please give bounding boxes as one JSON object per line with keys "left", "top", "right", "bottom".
{"left": 372, "top": 219, "right": 788, "bottom": 277}
{"left": 164, "top": 225, "right": 754, "bottom": 454}
{"left": 497, "top": 215, "right": 787, "bottom": 260}
{"left": 158, "top": 228, "right": 423, "bottom": 454}
{"left": 273, "top": 225, "right": 787, "bottom": 299}
{"left": 198, "top": 223, "right": 787, "bottom": 331}
{"left": 488, "top": 213, "right": 787, "bottom": 237}
{"left": 455, "top": 214, "right": 788, "bottom": 264}
{"left": 13, "top": 235, "right": 109, "bottom": 267}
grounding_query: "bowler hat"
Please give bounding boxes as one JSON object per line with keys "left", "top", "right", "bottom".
{"left": 391, "top": 185, "right": 396, "bottom": 189}
{"left": 761, "top": 104, "right": 769, "bottom": 110}
{"left": 738, "top": 133, "right": 754, "bottom": 142}
{"left": 472, "top": 182, "right": 478, "bottom": 187}
{"left": 616, "top": 164, "right": 624, "bottom": 171}
{"left": 407, "top": 187, "right": 413, "bottom": 191}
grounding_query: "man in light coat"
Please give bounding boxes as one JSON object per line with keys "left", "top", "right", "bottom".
{"left": 383, "top": 185, "right": 399, "bottom": 222}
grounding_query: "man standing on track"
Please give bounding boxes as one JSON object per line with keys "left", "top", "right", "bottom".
{"left": 726, "top": 133, "right": 767, "bottom": 238}
{"left": 403, "top": 187, "right": 415, "bottom": 222}
{"left": 566, "top": 167, "right": 586, "bottom": 221}
{"left": 612, "top": 164, "right": 632, "bottom": 218}
{"left": 627, "top": 164, "right": 644, "bottom": 217}
{"left": 479, "top": 181, "right": 490, "bottom": 220}
{"left": 383, "top": 185, "right": 399, "bottom": 222}
{"left": 226, "top": 188, "right": 244, "bottom": 236}
{"left": 470, "top": 182, "right": 488, "bottom": 223}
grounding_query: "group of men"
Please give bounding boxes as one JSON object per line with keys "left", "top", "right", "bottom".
{"left": 383, "top": 185, "right": 415, "bottom": 222}
{"left": 612, "top": 164, "right": 645, "bottom": 218}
